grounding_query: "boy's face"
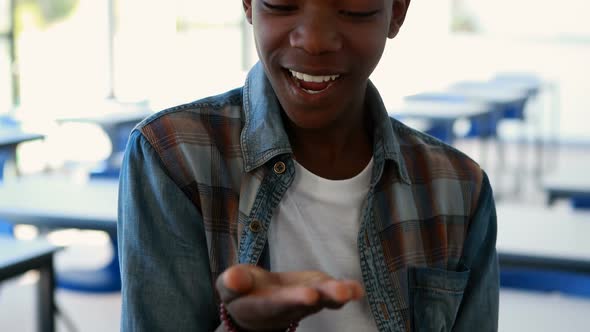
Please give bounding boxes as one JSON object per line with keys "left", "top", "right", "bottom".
{"left": 243, "top": 0, "right": 410, "bottom": 130}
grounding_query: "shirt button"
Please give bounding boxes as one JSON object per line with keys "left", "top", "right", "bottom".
{"left": 249, "top": 220, "right": 262, "bottom": 233}
{"left": 273, "top": 161, "right": 286, "bottom": 174}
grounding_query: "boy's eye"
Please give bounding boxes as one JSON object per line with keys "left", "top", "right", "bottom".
{"left": 340, "top": 10, "right": 380, "bottom": 18}
{"left": 262, "top": 1, "right": 297, "bottom": 12}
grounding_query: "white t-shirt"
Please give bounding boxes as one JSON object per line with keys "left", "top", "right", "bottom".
{"left": 268, "top": 157, "right": 378, "bottom": 332}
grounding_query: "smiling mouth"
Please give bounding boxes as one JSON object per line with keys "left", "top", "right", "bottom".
{"left": 287, "top": 69, "right": 341, "bottom": 94}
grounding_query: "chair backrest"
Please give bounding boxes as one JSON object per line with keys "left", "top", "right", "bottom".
{"left": 572, "top": 196, "right": 590, "bottom": 210}
{"left": 501, "top": 268, "right": 590, "bottom": 298}
{"left": 0, "top": 222, "right": 13, "bottom": 236}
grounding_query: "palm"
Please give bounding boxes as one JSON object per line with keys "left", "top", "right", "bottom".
{"left": 216, "top": 264, "right": 364, "bottom": 331}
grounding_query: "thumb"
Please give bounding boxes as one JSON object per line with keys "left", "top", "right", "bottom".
{"left": 216, "top": 264, "right": 256, "bottom": 303}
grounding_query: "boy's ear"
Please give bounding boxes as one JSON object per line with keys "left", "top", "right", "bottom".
{"left": 388, "top": 0, "right": 411, "bottom": 39}
{"left": 243, "top": 0, "right": 253, "bottom": 24}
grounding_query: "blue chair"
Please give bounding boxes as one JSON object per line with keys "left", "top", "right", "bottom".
{"left": 491, "top": 74, "right": 542, "bottom": 126}
{"left": 87, "top": 117, "right": 138, "bottom": 179}
{"left": 59, "top": 165, "right": 121, "bottom": 292}
{"left": 449, "top": 81, "right": 530, "bottom": 124}
{"left": 0, "top": 221, "right": 13, "bottom": 236}
{"left": 89, "top": 164, "right": 121, "bottom": 179}
{"left": 448, "top": 81, "right": 534, "bottom": 196}
{"left": 403, "top": 92, "right": 500, "bottom": 172}
{"left": 501, "top": 268, "right": 590, "bottom": 298}
{"left": 423, "top": 121, "right": 455, "bottom": 144}
{"left": 571, "top": 195, "right": 590, "bottom": 210}
{"left": 394, "top": 114, "right": 455, "bottom": 144}
{"left": 57, "top": 232, "right": 121, "bottom": 293}
{"left": 405, "top": 91, "right": 500, "bottom": 140}
{"left": 491, "top": 73, "right": 549, "bottom": 187}
{"left": 66, "top": 143, "right": 121, "bottom": 292}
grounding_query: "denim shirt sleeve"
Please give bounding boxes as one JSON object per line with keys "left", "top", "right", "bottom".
{"left": 118, "top": 130, "right": 218, "bottom": 332}
{"left": 452, "top": 172, "right": 499, "bottom": 331}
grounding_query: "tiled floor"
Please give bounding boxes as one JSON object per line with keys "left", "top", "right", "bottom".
{"left": 1, "top": 140, "right": 589, "bottom": 332}
{"left": 499, "top": 289, "right": 590, "bottom": 331}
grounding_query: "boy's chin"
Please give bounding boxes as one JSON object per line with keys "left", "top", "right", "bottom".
{"left": 280, "top": 106, "right": 343, "bottom": 131}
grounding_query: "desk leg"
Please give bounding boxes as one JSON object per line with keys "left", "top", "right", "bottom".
{"left": 38, "top": 258, "right": 55, "bottom": 332}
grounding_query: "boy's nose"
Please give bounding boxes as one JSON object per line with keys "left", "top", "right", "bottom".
{"left": 289, "top": 14, "right": 342, "bottom": 55}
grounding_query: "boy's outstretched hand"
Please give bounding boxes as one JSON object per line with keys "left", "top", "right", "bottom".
{"left": 215, "top": 264, "right": 365, "bottom": 331}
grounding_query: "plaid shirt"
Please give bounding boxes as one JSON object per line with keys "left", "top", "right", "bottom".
{"left": 119, "top": 63, "right": 499, "bottom": 332}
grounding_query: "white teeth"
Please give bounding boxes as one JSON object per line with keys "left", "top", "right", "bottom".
{"left": 289, "top": 69, "right": 340, "bottom": 83}
{"left": 311, "top": 75, "right": 324, "bottom": 83}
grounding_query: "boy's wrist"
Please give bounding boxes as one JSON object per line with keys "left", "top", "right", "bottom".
{"left": 219, "top": 302, "right": 299, "bottom": 332}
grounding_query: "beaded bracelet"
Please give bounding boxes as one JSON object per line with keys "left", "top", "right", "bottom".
{"left": 219, "top": 303, "right": 298, "bottom": 332}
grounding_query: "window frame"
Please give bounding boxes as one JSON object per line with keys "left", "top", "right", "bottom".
{"left": 0, "top": 0, "right": 17, "bottom": 109}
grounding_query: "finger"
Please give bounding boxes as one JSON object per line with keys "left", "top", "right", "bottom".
{"left": 276, "top": 270, "right": 331, "bottom": 286}
{"left": 341, "top": 280, "right": 365, "bottom": 300}
{"left": 216, "top": 264, "right": 255, "bottom": 303}
{"left": 316, "top": 280, "right": 353, "bottom": 307}
{"left": 315, "top": 279, "right": 364, "bottom": 309}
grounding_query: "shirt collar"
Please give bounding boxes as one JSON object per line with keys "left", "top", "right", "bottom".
{"left": 241, "top": 62, "right": 410, "bottom": 184}
{"left": 241, "top": 62, "right": 293, "bottom": 172}
{"left": 365, "top": 80, "right": 411, "bottom": 184}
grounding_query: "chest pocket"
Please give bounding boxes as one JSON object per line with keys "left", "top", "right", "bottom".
{"left": 409, "top": 265, "right": 470, "bottom": 332}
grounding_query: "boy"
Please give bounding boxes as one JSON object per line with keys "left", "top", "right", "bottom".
{"left": 118, "top": 0, "right": 499, "bottom": 331}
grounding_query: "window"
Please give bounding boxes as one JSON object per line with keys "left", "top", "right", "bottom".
{"left": 0, "top": 0, "right": 10, "bottom": 33}
{"left": 0, "top": 0, "right": 13, "bottom": 114}
{"left": 452, "top": 0, "right": 590, "bottom": 40}
{"left": 14, "top": 0, "right": 110, "bottom": 119}
{"left": 113, "top": 0, "right": 250, "bottom": 109}
{"left": 6, "top": 0, "right": 253, "bottom": 116}
{"left": 0, "top": 39, "right": 13, "bottom": 115}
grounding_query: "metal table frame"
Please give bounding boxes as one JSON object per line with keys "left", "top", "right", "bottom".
{"left": 0, "top": 237, "right": 61, "bottom": 332}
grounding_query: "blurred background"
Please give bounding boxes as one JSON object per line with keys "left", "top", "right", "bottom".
{"left": 0, "top": 0, "right": 589, "bottom": 331}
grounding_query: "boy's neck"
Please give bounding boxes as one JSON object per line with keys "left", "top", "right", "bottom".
{"left": 287, "top": 111, "right": 373, "bottom": 180}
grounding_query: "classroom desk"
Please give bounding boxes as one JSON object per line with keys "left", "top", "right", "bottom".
{"left": 0, "top": 129, "right": 44, "bottom": 181}
{"left": 0, "top": 128, "right": 45, "bottom": 234}
{"left": 543, "top": 167, "right": 590, "bottom": 207}
{"left": 449, "top": 81, "right": 531, "bottom": 115}
{"left": 0, "top": 176, "right": 119, "bottom": 292}
{"left": 389, "top": 99, "right": 493, "bottom": 144}
{"left": 0, "top": 130, "right": 43, "bottom": 149}
{"left": 492, "top": 74, "right": 542, "bottom": 99}
{"left": 448, "top": 82, "right": 538, "bottom": 195}
{"left": 0, "top": 237, "right": 62, "bottom": 332}
{"left": 57, "top": 104, "right": 152, "bottom": 174}
{"left": 497, "top": 203, "right": 590, "bottom": 296}
{"left": 448, "top": 82, "right": 530, "bottom": 140}
{"left": 496, "top": 203, "right": 590, "bottom": 272}
{"left": 403, "top": 92, "right": 506, "bottom": 138}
